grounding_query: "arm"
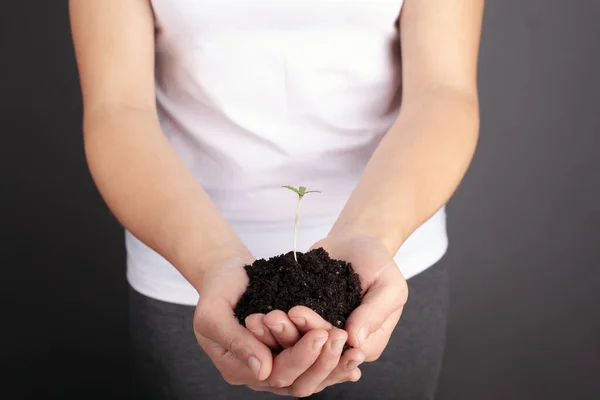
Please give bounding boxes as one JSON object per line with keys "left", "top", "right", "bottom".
{"left": 71, "top": 1, "right": 340, "bottom": 389}
{"left": 330, "top": 0, "right": 484, "bottom": 254}
{"left": 289, "top": 0, "right": 485, "bottom": 359}
{"left": 69, "top": 0, "right": 251, "bottom": 291}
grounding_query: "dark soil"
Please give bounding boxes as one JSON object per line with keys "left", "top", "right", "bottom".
{"left": 234, "top": 248, "right": 362, "bottom": 329}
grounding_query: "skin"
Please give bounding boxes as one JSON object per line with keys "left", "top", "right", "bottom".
{"left": 70, "top": 0, "right": 482, "bottom": 396}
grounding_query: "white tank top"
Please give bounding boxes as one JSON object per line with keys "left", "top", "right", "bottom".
{"left": 126, "top": 0, "right": 448, "bottom": 305}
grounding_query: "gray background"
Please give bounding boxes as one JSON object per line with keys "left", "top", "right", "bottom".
{"left": 438, "top": 1, "right": 600, "bottom": 398}
{"left": 1, "top": 0, "right": 598, "bottom": 398}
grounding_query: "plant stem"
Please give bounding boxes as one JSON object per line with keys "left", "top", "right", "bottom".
{"left": 293, "top": 195, "right": 303, "bottom": 262}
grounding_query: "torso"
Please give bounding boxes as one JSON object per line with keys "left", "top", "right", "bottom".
{"left": 126, "top": 0, "right": 449, "bottom": 305}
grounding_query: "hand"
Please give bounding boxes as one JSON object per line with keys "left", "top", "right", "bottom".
{"left": 193, "top": 255, "right": 342, "bottom": 396}
{"left": 193, "top": 255, "right": 274, "bottom": 386}
{"left": 245, "top": 310, "right": 364, "bottom": 397}
{"left": 249, "top": 232, "right": 408, "bottom": 394}
{"left": 312, "top": 232, "right": 408, "bottom": 362}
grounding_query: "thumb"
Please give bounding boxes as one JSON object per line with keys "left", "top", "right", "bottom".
{"left": 195, "top": 299, "right": 274, "bottom": 381}
{"left": 344, "top": 269, "right": 408, "bottom": 348}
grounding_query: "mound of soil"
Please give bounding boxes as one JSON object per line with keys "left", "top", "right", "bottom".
{"left": 234, "top": 248, "right": 362, "bottom": 329}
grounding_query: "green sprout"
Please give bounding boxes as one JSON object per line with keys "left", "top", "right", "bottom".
{"left": 282, "top": 185, "right": 321, "bottom": 262}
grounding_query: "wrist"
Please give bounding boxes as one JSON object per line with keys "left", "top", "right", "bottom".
{"left": 177, "top": 237, "right": 254, "bottom": 292}
{"left": 314, "top": 229, "right": 401, "bottom": 279}
{"left": 315, "top": 230, "right": 396, "bottom": 266}
{"left": 328, "top": 221, "right": 400, "bottom": 256}
{"left": 200, "top": 241, "right": 253, "bottom": 269}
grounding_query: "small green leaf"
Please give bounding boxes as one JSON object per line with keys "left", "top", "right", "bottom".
{"left": 282, "top": 185, "right": 301, "bottom": 195}
{"left": 282, "top": 185, "right": 321, "bottom": 198}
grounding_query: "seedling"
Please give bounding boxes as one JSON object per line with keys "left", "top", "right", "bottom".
{"left": 282, "top": 186, "right": 321, "bottom": 262}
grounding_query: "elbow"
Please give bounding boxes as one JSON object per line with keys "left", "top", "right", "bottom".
{"left": 433, "top": 85, "right": 480, "bottom": 145}
{"left": 403, "top": 84, "right": 480, "bottom": 140}
{"left": 81, "top": 103, "right": 157, "bottom": 172}
{"left": 451, "top": 90, "right": 480, "bottom": 156}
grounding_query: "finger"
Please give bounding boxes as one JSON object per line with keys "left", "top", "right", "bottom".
{"left": 313, "top": 370, "right": 361, "bottom": 395}
{"left": 330, "top": 367, "right": 362, "bottom": 386}
{"left": 360, "top": 308, "right": 402, "bottom": 362}
{"left": 345, "top": 268, "right": 408, "bottom": 348}
{"left": 265, "top": 329, "right": 329, "bottom": 388}
{"left": 245, "top": 314, "right": 280, "bottom": 350}
{"left": 194, "top": 299, "right": 273, "bottom": 381}
{"left": 345, "top": 368, "right": 362, "bottom": 383}
{"left": 263, "top": 310, "right": 301, "bottom": 348}
{"left": 288, "top": 306, "right": 334, "bottom": 333}
{"left": 287, "top": 328, "right": 348, "bottom": 398}
{"left": 313, "top": 348, "right": 365, "bottom": 392}
{"left": 247, "top": 385, "right": 291, "bottom": 396}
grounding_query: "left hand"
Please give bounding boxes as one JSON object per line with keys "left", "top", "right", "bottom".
{"left": 310, "top": 232, "right": 408, "bottom": 361}
{"left": 247, "top": 232, "right": 408, "bottom": 394}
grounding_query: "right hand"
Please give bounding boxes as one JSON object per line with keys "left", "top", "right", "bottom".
{"left": 193, "top": 255, "right": 274, "bottom": 385}
{"left": 193, "top": 255, "right": 344, "bottom": 396}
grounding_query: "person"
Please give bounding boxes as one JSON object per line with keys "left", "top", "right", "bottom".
{"left": 70, "top": 0, "right": 482, "bottom": 398}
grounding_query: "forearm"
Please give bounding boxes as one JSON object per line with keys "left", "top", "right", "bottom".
{"left": 331, "top": 87, "right": 479, "bottom": 254}
{"left": 84, "top": 104, "right": 250, "bottom": 290}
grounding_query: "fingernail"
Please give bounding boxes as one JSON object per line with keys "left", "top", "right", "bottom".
{"left": 347, "top": 359, "right": 363, "bottom": 370}
{"left": 290, "top": 317, "right": 306, "bottom": 327}
{"left": 331, "top": 339, "right": 345, "bottom": 354}
{"left": 248, "top": 356, "right": 261, "bottom": 379}
{"left": 267, "top": 324, "right": 283, "bottom": 334}
{"left": 358, "top": 328, "right": 368, "bottom": 346}
{"left": 314, "top": 336, "right": 328, "bottom": 350}
{"left": 250, "top": 328, "right": 264, "bottom": 337}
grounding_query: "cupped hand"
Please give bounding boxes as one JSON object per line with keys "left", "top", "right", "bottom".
{"left": 194, "top": 254, "right": 351, "bottom": 397}
{"left": 312, "top": 232, "right": 408, "bottom": 361}
{"left": 246, "top": 310, "right": 364, "bottom": 397}
{"left": 193, "top": 255, "right": 275, "bottom": 386}
{"left": 248, "top": 232, "right": 408, "bottom": 395}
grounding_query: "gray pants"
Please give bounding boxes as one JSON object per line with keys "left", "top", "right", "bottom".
{"left": 129, "top": 261, "right": 449, "bottom": 400}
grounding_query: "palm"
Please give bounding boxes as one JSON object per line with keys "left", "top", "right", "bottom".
{"left": 194, "top": 258, "right": 268, "bottom": 385}
{"left": 243, "top": 234, "right": 404, "bottom": 394}
{"left": 311, "top": 234, "right": 407, "bottom": 358}
{"left": 312, "top": 234, "right": 398, "bottom": 293}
